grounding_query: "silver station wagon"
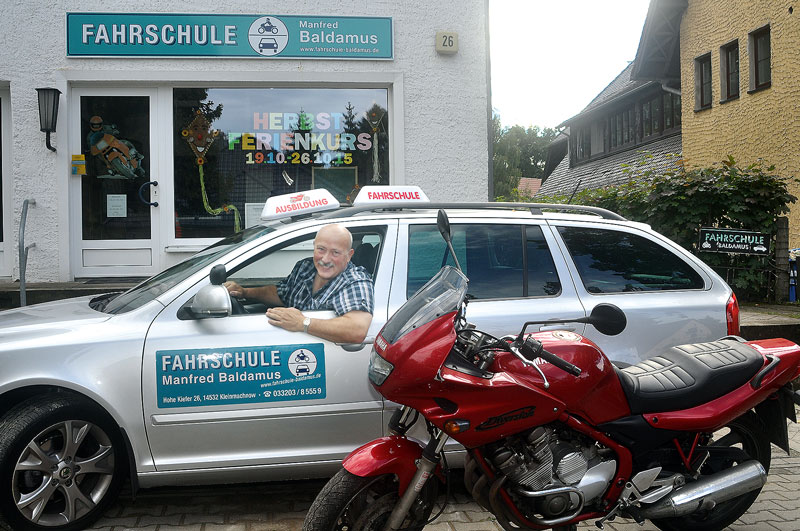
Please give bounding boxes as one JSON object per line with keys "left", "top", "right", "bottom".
{"left": 0, "top": 187, "right": 737, "bottom": 530}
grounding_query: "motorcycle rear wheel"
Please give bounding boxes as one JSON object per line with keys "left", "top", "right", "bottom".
{"left": 302, "top": 468, "right": 438, "bottom": 531}
{"left": 651, "top": 412, "right": 771, "bottom": 531}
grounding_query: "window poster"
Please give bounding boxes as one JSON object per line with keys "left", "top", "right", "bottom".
{"left": 173, "top": 88, "right": 389, "bottom": 238}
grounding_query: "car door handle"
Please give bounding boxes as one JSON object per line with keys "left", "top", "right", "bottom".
{"left": 537, "top": 325, "right": 577, "bottom": 332}
{"left": 338, "top": 336, "right": 375, "bottom": 352}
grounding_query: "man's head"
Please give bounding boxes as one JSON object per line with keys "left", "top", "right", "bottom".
{"left": 313, "top": 224, "right": 354, "bottom": 282}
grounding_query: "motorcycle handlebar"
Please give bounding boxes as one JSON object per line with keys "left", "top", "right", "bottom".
{"left": 519, "top": 337, "right": 582, "bottom": 377}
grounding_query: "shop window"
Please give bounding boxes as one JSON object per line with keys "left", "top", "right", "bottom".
{"left": 407, "top": 224, "right": 560, "bottom": 299}
{"left": 720, "top": 40, "right": 740, "bottom": 101}
{"left": 694, "top": 53, "right": 712, "bottom": 111}
{"left": 173, "top": 88, "right": 390, "bottom": 239}
{"left": 748, "top": 26, "right": 771, "bottom": 92}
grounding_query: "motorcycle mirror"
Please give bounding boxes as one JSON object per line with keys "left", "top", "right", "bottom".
{"left": 437, "top": 209, "right": 452, "bottom": 243}
{"left": 586, "top": 304, "right": 627, "bottom": 336}
{"left": 437, "top": 209, "right": 463, "bottom": 272}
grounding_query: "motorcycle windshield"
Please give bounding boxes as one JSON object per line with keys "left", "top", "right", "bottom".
{"left": 381, "top": 266, "right": 468, "bottom": 344}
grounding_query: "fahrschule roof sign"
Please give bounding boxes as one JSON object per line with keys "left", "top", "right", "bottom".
{"left": 66, "top": 13, "right": 393, "bottom": 59}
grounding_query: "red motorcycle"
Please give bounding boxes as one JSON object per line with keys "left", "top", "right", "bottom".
{"left": 304, "top": 211, "right": 800, "bottom": 531}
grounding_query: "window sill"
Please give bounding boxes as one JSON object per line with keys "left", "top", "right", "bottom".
{"left": 694, "top": 105, "right": 712, "bottom": 113}
{"left": 719, "top": 94, "right": 740, "bottom": 104}
{"left": 747, "top": 82, "right": 771, "bottom": 94}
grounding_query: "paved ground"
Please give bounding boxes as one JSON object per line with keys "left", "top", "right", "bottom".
{"left": 89, "top": 410, "right": 800, "bottom": 531}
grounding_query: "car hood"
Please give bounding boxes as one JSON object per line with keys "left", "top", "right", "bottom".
{"left": 0, "top": 296, "right": 112, "bottom": 340}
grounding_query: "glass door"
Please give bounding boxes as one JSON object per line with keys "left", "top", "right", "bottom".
{"left": 71, "top": 88, "right": 161, "bottom": 277}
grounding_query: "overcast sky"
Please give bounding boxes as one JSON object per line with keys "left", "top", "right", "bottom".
{"left": 489, "top": 0, "right": 651, "bottom": 130}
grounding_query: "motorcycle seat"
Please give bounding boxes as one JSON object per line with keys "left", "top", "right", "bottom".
{"left": 615, "top": 339, "right": 765, "bottom": 415}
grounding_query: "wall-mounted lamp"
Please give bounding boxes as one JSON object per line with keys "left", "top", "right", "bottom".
{"left": 36, "top": 87, "right": 61, "bottom": 152}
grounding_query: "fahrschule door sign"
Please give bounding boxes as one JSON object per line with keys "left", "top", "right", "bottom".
{"left": 67, "top": 13, "right": 393, "bottom": 59}
{"left": 698, "top": 227, "right": 769, "bottom": 255}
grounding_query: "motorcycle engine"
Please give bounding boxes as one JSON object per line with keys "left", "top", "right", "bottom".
{"left": 489, "top": 426, "right": 616, "bottom": 517}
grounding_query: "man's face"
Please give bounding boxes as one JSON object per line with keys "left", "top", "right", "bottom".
{"left": 313, "top": 227, "right": 353, "bottom": 281}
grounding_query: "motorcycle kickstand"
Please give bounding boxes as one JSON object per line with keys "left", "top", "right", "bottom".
{"left": 594, "top": 502, "right": 623, "bottom": 530}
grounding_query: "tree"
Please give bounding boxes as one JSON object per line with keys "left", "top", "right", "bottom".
{"left": 492, "top": 112, "right": 557, "bottom": 199}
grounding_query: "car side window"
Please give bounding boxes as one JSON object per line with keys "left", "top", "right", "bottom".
{"left": 407, "top": 224, "right": 561, "bottom": 299}
{"left": 557, "top": 226, "right": 705, "bottom": 293}
{"left": 526, "top": 226, "right": 562, "bottom": 297}
{"left": 227, "top": 226, "right": 386, "bottom": 314}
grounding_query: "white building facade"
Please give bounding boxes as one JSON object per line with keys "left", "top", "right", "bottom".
{"left": 0, "top": 1, "right": 490, "bottom": 282}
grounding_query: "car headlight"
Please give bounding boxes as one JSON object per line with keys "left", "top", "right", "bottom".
{"left": 368, "top": 347, "right": 394, "bottom": 386}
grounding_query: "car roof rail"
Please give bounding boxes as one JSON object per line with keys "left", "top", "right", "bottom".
{"left": 317, "top": 202, "right": 626, "bottom": 221}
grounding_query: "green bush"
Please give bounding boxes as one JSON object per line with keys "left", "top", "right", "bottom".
{"left": 529, "top": 156, "right": 798, "bottom": 301}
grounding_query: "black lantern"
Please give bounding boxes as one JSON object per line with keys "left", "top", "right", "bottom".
{"left": 36, "top": 87, "right": 61, "bottom": 152}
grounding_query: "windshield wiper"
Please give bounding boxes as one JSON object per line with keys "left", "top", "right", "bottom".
{"left": 89, "top": 292, "right": 123, "bottom": 312}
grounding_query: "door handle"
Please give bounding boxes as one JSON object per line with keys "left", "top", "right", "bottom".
{"left": 339, "top": 336, "right": 375, "bottom": 352}
{"left": 138, "top": 180, "right": 159, "bottom": 207}
{"left": 538, "top": 325, "right": 576, "bottom": 332}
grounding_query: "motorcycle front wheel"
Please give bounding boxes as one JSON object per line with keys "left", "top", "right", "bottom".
{"left": 652, "top": 412, "right": 771, "bottom": 531}
{"left": 302, "top": 468, "right": 438, "bottom": 531}
{"left": 110, "top": 156, "right": 136, "bottom": 179}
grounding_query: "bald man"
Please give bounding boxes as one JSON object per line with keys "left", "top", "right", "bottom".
{"left": 223, "top": 224, "right": 374, "bottom": 344}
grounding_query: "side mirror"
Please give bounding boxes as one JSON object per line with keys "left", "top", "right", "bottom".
{"left": 189, "top": 264, "right": 232, "bottom": 318}
{"left": 586, "top": 304, "right": 627, "bottom": 336}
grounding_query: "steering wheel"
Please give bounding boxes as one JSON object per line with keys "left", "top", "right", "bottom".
{"left": 229, "top": 294, "right": 247, "bottom": 315}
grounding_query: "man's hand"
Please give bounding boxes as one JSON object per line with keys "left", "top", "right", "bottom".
{"left": 266, "top": 307, "right": 305, "bottom": 332}
{"left": 267, "top": 308, "right": 372, "bottom": 344}
{"left": 223, "top": 281, "right": 245, "bottom": 298}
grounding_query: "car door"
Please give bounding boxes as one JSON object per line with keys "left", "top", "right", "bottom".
{"left": 141, "top": 219, "right": 397, "bottom": 476}
{"left": 390, "top": 216, "right": 586, "bottom": 342}
{"left": 550, "top": 220, "right": 728, "bottom": 364}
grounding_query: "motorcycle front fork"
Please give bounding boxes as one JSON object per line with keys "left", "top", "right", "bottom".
{"left": 385, "top": 410, "right": 449, "bottom": 530}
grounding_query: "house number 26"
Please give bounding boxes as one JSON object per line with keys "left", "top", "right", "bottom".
{"left": 435, "top": 31, "right": 458, "bottom": 54}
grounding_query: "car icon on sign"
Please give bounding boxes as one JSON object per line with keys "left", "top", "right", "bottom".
{"left": 259, "top": 38, "right": 279, "bottom": 52}
{"left": 753, "top": 245, "right": 767, "bottom": 252}
{"left": 296, "top": 364, "right": 310, "bottom": 375}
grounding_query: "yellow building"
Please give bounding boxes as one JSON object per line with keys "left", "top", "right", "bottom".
{"left": 634, "top": 0, "right": 800, "bottom": 245}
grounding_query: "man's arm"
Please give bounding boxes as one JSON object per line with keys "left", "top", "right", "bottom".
{"left": 223, "top": 281, "right": 284, "bottom": 307}
{"left": 265, "top": 307, "right": 373, "bottom": 344}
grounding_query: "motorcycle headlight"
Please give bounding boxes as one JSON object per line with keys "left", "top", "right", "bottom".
{"left": 368, "top": 348, "right": 394, "bottom": 386}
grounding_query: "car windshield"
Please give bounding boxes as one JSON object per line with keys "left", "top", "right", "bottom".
{"left": 380, "top": 266, "right": 468, "bottom": 344}
{"left": 100, "top": 225, "right": 276, "bottom": 314}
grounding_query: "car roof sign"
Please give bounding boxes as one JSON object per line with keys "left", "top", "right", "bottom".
{"left": 352, "top": 185, "right": 430, "bottom": 205}
{"left": 261, "top": 189, "right": 339, "bottom": 220}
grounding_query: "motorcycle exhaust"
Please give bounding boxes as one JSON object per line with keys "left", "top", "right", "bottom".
{"left": 639, "top": 460, "right": 767, "bottom": 519}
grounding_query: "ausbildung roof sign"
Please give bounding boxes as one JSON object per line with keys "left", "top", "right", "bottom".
{"left": 698, "top": 228, "right": 769, "bottom": 255}
{"left": 66, "top": 13, "right": 393, "bottom": 59}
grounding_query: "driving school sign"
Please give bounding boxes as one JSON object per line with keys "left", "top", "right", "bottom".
{"left": 156, "top": 343, "right": 326, "bottom": 408}
{"left": 66, "top": 13, "right": 393, "bottom": 59}
{"left": 698, "top": 228, "right": 769, "bottom": 255}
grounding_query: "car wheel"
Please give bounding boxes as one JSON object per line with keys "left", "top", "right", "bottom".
{"left": 0, "top": 396, "right": 126, "bottom": 531}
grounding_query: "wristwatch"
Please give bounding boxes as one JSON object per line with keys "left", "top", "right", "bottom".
{"left": 303, "top": 317, "right": 311, "bottom": 333}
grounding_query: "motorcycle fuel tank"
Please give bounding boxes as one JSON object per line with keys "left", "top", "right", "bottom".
{"left": 494, "top": 331, "right": 631, "bottom": 426}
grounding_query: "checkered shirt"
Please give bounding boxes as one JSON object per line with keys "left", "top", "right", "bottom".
{"left": 276, "top": 258, "right": 374, "bottom": 315}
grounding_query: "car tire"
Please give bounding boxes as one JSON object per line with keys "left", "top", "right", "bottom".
{"left": 0, "top": 395, "right": 126, "bottom": 531}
